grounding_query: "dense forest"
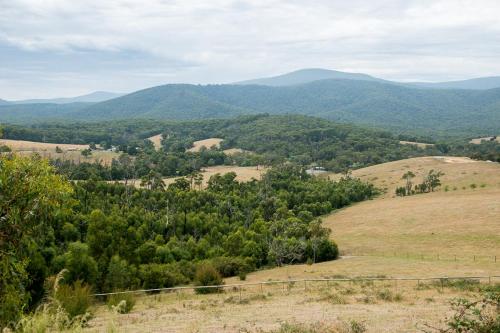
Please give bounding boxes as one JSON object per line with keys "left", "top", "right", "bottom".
{"left": 1, "top": 79, "right": 500, "bottom": 137}
{"left": 0, "top": 154, "right": 376, "bottom": 327}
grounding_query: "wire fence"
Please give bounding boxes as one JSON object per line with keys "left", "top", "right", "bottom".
{"left": 91, "top": 275, "right": 500, "bottom": 299}
{"left": 339, "top": 251, "right": 500, "bottom": 263}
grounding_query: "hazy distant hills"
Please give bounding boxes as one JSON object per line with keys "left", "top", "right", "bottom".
{"left": 409, "top": 76, "right": 500, "bottom": 90}
{"left": 236, "top": 68, "right": 500, "bottom": 90}
{"left": 1, "top": 69, "right": 499, "bottom": 137}
{"left": 235, "top": 68, "right": 386, "bottom": 86}
{"left": 8, "top": 91, "right": 123, "bottom": 105}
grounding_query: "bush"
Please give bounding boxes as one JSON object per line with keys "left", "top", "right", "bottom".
{"left": 107, "top": 293, "right": 135, "bottom": 314}
{"left": 55, "top": 280, "right": 92, "bottom": 319}
{"left": 194, "top": 264, "right": 224, "bottom": 294}
{"left": 210, "top": 256, "right": 255, "bottom": 278}
{"left": 139, "top": 264, "right": 189, "bottom": 291}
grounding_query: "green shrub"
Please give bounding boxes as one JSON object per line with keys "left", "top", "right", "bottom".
{"left": 194, "top": 264, "right": 224, "bottom": 294}
{"left": 107, "top": 293, "right": 136, "bottom": 314}
{"left": 210, "top": 256, "right": 254, "bottom": 278}
{"left": 139, "top": 263, "right": 189, "bottom": 291}
{"left": 55, "top": 280, "right": 92, "bottom": 319}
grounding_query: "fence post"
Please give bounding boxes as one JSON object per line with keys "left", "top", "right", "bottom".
{"left": 473, "top": 255, "right": 476, "bottom": 262}
{"left": 239, "top": 286, "right": 242, "bottom": 302}
{"left": 304, "top": 280, "right": 307, "bottom": 291}
{"left": 260, "top": 283, "right": 263, "bottom": 295}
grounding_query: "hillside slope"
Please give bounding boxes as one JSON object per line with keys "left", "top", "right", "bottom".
{"left": 322, "top": 156, "right": 500, "bottom": 258}
{"left": 2, "top": 79, "right": 499, "bottom": 136}
{"left": 77, "top": 80, "right": 500, "bottom": 135}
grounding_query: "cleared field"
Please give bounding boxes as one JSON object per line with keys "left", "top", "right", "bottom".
{"left": 0, "top": 139, "right": 89, "bottom": 151}
{"left": 399, "top": 140, "right": 435, "bottom": 148}
{"left": 86, "top": 273, "right": 499, "bottom": 333}
{"left": 223, "top": 148, "right": 250, "bottom": 155}
{"left": 470, "top": 135, "right": 500, "bottom": 144}
{"left": 0, "top": 139, "right": 120, "bottom": 165}
{"left": 147, "top": 134, "right": 163, "bottom": 150}
{"left": 321, "top": 156, "right": 500, "bottom": 258}
{"left": 188, "top": 138, "right": 223, "bottom": 152}
{"left": 114, "top": 165, "right": 266, "bottom": 188}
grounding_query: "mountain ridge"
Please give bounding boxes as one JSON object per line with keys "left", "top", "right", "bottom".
{"left": 9, "top": 91, "right": 124, "bottom": 104}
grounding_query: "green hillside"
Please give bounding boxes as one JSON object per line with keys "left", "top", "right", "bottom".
{"left": 1, "top": 79, "right": 499, "bottom": 137}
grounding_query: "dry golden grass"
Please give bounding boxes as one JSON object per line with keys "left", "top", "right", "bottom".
{"left": 147, "top": 134, "right": 163, "bottom": 150}
{"left": 0, "top": 139, "right": 90, "bottom": 151}
{"left": 321, "top": 156, "right": 500, "bottom": 259}
{"left": 187, "top": 138, "right": 224, "bottom": 152}
{"left": 470, "top": 136, "right": 500, "bottom": 144}
{"left": 223, "top": 148, "right": 250, "bottom": 155}
{"left": 85, "top": 274, "right": 498, "bottom": 333}
{"left": 0, "top": 139, "right": 120, "bottom": 165}
{"left": 399, "top": 140, "right": 435, "bottom": 148}
{"left": 114, "top": 165, "right": 267, "bottom": 188}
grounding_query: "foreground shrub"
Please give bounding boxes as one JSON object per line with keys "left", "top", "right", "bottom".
{"left": 194, "top": 264, "right": 224, "bottom": 294}
{"left": 107, "top": 293, "right": 136, "bottom": 314}
{"left": 422, "top": 291, "right": 500, "bottom": 332}
{"left": 55, "top": 280, "right": 92, "bottom": 319}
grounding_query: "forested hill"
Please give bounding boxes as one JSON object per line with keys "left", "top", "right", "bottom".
{"left": 79, "top": 79, "right": 500, "bottom": 136}
{"left": 1, "top": 79, "right": 500, "bottom": 137}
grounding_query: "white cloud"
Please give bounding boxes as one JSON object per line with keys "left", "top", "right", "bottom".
{"left": 0, "top": 0, "right": 500, "bottom": 98}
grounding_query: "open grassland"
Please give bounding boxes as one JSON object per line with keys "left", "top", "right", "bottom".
{"left": 399, "top": 140, "right": 435, "bottom": 148}
{"left": 0, "top": 139, "right": 120, "bottom": 165}
{"left": 470, "top": 135, "right": 500, "bottom": 144}
{"left": 147, "top": 134, "right": 163, "bottom": 150}
{"left": 321, "top": 156, "right": 500, "bottom": 259}
{"left": 86, "top": 276, "right": 500, "bottom": 333}
{"left": 187, "top": 138, "right": 224, "bottom": 152}
{"left": 116, "top": 165, "right": 267, "bottom": 188}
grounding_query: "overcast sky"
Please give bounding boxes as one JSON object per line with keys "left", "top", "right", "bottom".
{"left": 1, "top": 0, "right": 500, "bottom": 99}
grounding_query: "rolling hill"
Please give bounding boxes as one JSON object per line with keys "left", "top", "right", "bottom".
{"left": 1, "top": 76, "right": 499, "bottom": 137}
{"left": 74, "top": 79, "right": 500, "bottom": 136}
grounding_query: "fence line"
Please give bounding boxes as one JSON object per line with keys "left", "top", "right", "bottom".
{"left": 91, "top": 275, "right": 500, "bottom": 297}
{"left": 339, "top": 252, "right": 499, "bottom": 262}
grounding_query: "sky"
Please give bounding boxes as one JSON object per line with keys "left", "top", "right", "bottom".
{"left": 1, "top": 0, "right": 500, "bottom": 100}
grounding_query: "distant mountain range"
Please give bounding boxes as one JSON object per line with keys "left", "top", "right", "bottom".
{"left": 236, "top": 68, "right": 500, "bottom": 90}
{"left": 6, "top": 91, "right": 123, "bottom": 105}
{"left": 1, "top": 69, "right": 499, "bottom": 137}
{"left": 235, "top": 68, "right": 387, "bottom": 86}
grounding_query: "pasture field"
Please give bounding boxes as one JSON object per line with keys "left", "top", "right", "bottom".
{"left": 148, "top": 133, "right": 163, "bottom": 150}
{"left": 187, "top": 138, "right": 223, "bottom": 152}
{"left": 321, "top": 156, "right": 500, "bottom": 259}
{"left": 0, "top": 139, "right": 120, "bottom": 165}
{"left": 86, "top": 274, "right": 500, "bottom": 333}
{"left": 114, "top": 165, "right": 267, "bottom": 188}
{"left": 399, "top": 140, "right": 435, "bottom": 148}
{"left": 470, "top": 135, "right": 500, "bottom": 144}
